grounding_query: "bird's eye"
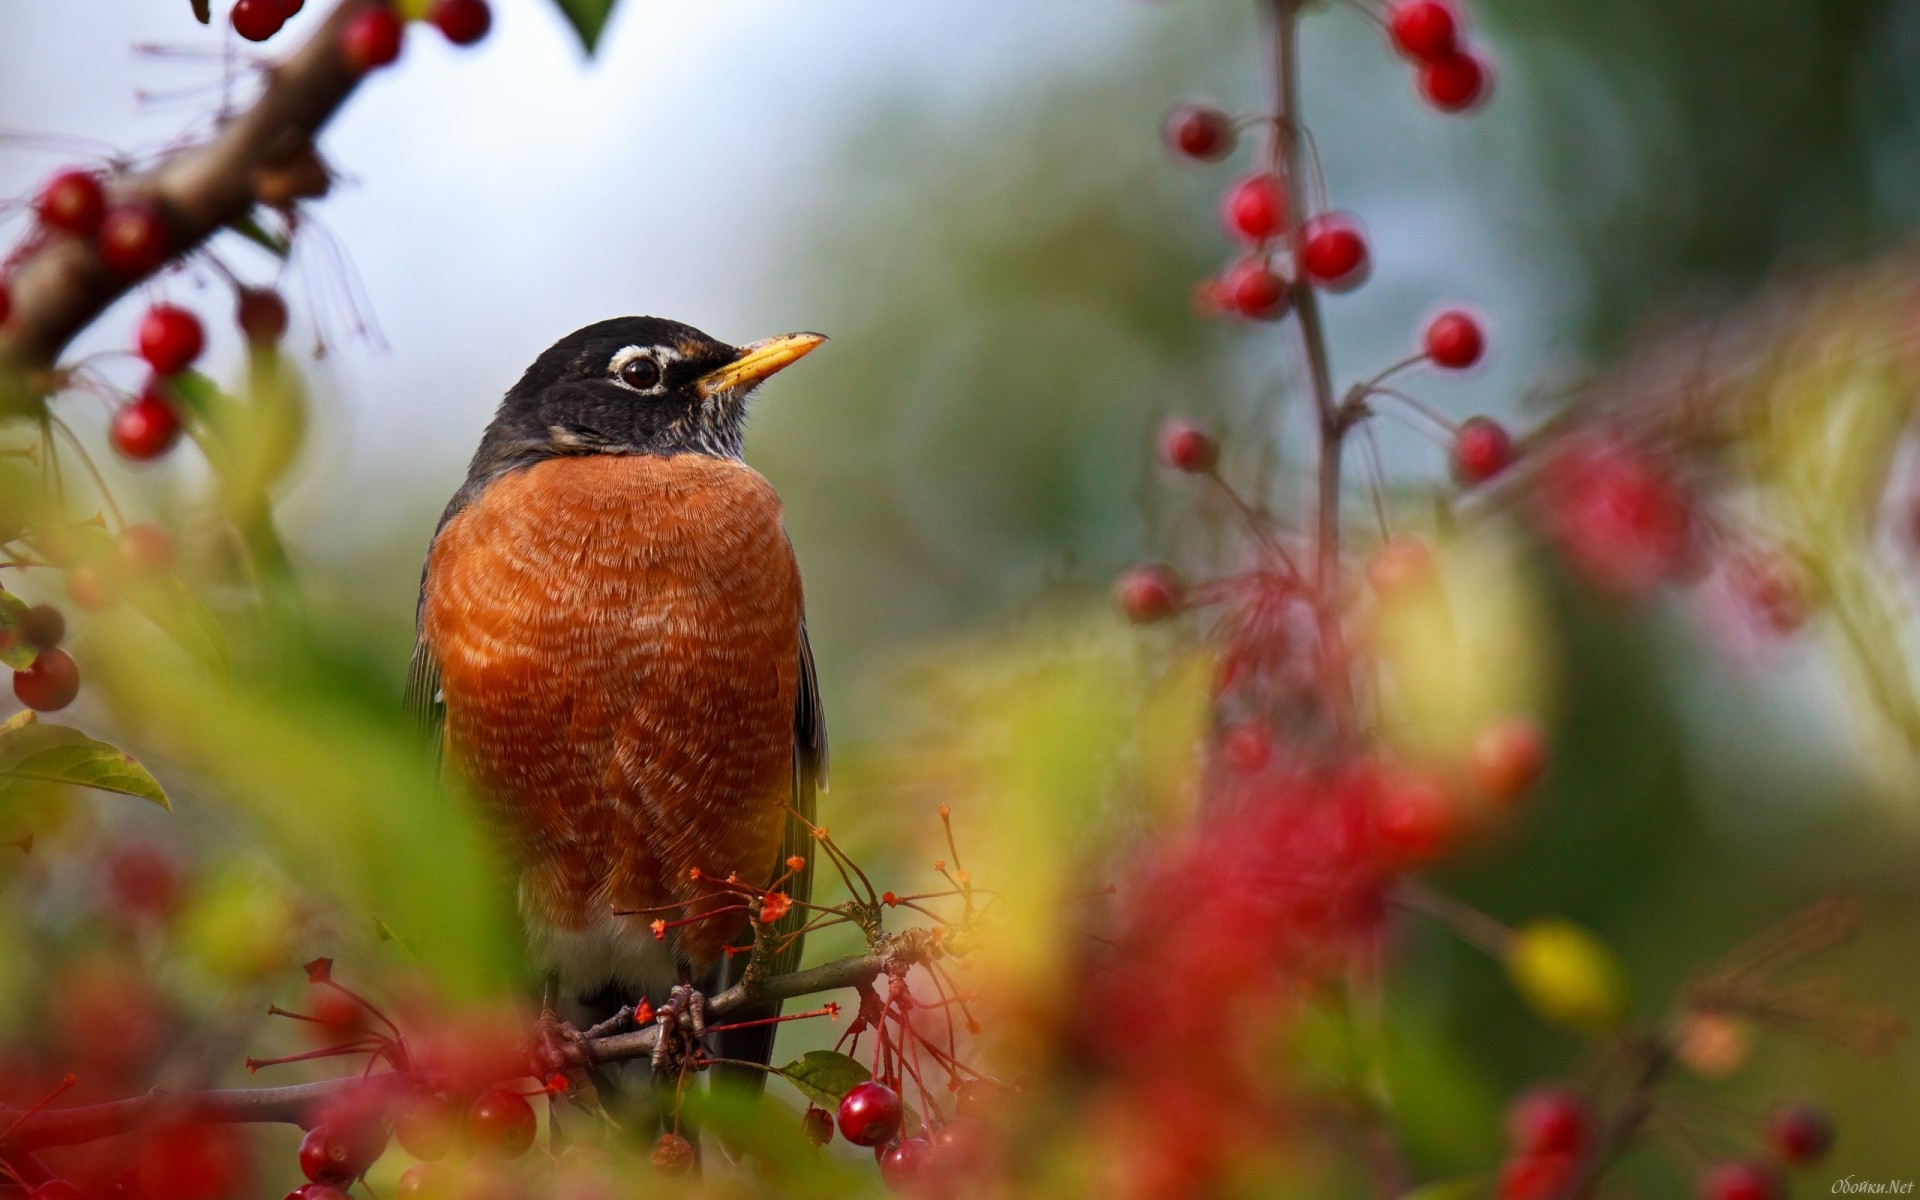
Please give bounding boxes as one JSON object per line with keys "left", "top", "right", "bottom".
{"left": 617, "top": 355, "right": 662, "bottom": 390}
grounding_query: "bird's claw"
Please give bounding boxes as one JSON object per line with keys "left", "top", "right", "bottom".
{"left": 535, "top": 1010, "right": 592, "bottom": 1076}
{"left": 650, "top": 982, "right": 710, "bottom": 1072}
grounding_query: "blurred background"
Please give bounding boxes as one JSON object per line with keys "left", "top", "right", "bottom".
{"left": 1, "top": 0, "right": 1918, "bottom": 1192}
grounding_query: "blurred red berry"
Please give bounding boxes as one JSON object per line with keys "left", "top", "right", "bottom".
{"left": 0, "top": 281, "right": 11, "bottom": 327}
{"left": 953, "top": 1078, "right": 1000, "bottom": 1119}
{"left": 1507, "top": 1086, "right": 1590, "bottom": 1156}
{"left": 1766, "top": 1103, "right": 1834, "bottom": 1166}
{"left": 287, "top": 1187, "right": 352, "bottom": 1200}
{"left": 137, "top": 304, "right": 205, "bottom": 375}
{"left": 1223, "top": 173, "right": 1287, "bottom": 242}
{"left": 649, "top": 1131, "right": 694, "bottom": 1177}
{"left": 1299, "top": 214, "right": 1370, "bottom": 291}
{"left": 838, "top": 1081, "right": 904, "bottom": 1148}
{"left": 395, "top": 1165, "right": 448, "bottom": 1199}
{"left": 20, "top": 603, "right": 64, "bottom": 651}
{"left": 341, "top": 8, "right": 404, "bottom": 71}
{"left": 117, "top": 523, "right": 177, "bottom": 578}
{"left": 1728, "top": 551, "right": 1813, "bottom": 636}
{"left": 1367, "top": 536, "right": 1438, "bottom": 597}
{"left": 237, "top": 287, "right": 291, "bottom": 345}
{"left": 1387, "top": 0, "right": 1460, "bottom": 61}
{"left": 431, "top": 0, "right": 493, "bottom": 46}
{"left": 231, "top": 0, "right": 285, "bottom": 41}
{"left": 112, "top": 388, "right": 184, "bottom": 461}
{"left": 1700, "top": 1160, "right": 1785, "bottom": 1200}
{"left": 98, "top": 201, "right": 171, "bottom": 276}
{"left": 1219, "top": 721, "right": 1272, "bottom": 774}
{"left": 395, "top": 1093, "right": 462, "bottom": 1161}
{"left": 65, "top": 565, "right": 119, "bottom": 613}
{"left": 107, "top": 842, "right": 182, "bottom": 922}
{"left": 463, "top": 1089, "right": 535, "bottom": 1158}
{"left": 1420, "top": 49, "right": 1493, "bottom": 112}
{"left": 1535, "top": 434, "right": 1696, "bottom": 598}
{"left": 1425, "top": 308, "right": 1486, "bottom": 369}
{"left": 878, "top": 1136, "right": 935, "bottom": 1195}
{"left": 1452, "top": 416, "right": 1514, "bottom": 484}
{"left": 1158, "top": 419, "right": 1218, "bottom": 473}
{"left": 1497, "top": 1152, "right": 1579, "bottom": 1200}
{"left": 1115, "top": 564, "right": 1184, "bottom": 624}
{"left": 36, "top": 170, "right": 107, "bottom": 237}
{"left": 1222, "top": 255, "right": 1290, "bottom": 320}
{"left": 1469, "top": 717, "right": 1547, "bottom": 804}
{"left": 1165, "top": 103, "right": 1235, "bottom": 162}
{"left": 1375, "top": 773, "right": 1455, "bottom": 863}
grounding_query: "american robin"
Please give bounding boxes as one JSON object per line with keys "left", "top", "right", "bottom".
{"left": 406, "top": 316, "right": 828, "bottom": 1104}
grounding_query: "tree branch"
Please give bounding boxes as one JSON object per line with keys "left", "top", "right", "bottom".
{"left": 0, "top": 0, "right": 387, "bottom": 382}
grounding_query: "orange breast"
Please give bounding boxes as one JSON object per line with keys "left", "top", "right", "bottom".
{"left": 421, "top": 454, "right": 802, "bottom": 970}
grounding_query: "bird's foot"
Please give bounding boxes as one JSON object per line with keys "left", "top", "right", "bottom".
{"left": 534, "top": 1010, "right": 593, "bottom": 1076}
{"left": 650, "top": 982, "right": 710, "bottom": 1073}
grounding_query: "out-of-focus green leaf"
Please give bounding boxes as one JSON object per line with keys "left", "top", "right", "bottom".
{"left": 229, "top": 214, "right": 289, "bottom": 258}
{"left": 551, "top": 0, "right": 616, "bottom": 52}
{"left": 779, "top": 1049, "right": 870, "bottom": 1108}
{"left": 1396, "top": 1178, "right": 1487, "bottom": 1200}
{"left": 0, "top": 592, "right": 39, "bottom": 671}
{"left": 0, "top": 711, "right": 169, "bottom": 808}
{"left": 126, "top": 577, "right": 230, "bottom": 680}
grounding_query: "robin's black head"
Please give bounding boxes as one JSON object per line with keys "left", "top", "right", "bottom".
{"left": 463, "top": 316, "right": 825, "bottom": 486}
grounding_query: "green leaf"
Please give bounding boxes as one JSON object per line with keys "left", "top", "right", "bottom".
{"left": 551, "top": 0, "right": 617, "bottom": 52}
{"left": 228, "top": 214, "right": 290, "bottom": 259}
{"left": 0, "top": 592, "right": 40, "bottom": 671}
{"left": 778, "top": 1050, "right": 870, "bottom": 1109}
{"left": 0, "top": 713, "right": 169, "bottom": 808}
{"left": 126, "top": 578, "right": 230, "bottom": 680}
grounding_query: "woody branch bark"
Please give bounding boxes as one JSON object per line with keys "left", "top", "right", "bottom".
{"left": 0, "top": 947, "right": 895, "bottom": 1154}
{"left": 0, "top": 0, "right": 386, "bottom": 382}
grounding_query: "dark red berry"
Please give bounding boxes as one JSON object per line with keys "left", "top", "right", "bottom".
{"left": 1375, "top": 773, "right": 1455, "bottom": 863}
{"left": 1222, "top": 255, "right": 1290, "bottom": 320}
{"left": 111, "top": 388, "right": 183, "bottom": 462}
{"left": 118, "top": 523, "right": 177, "bottom": 578}
{"left": 801, "top": 1105, "right": 834, "bottom": 1146}
{"left": 1299, "top": 214, "right": 1370, "bottom": 291}
{"left": 286, "top": 1187, "right": 352, "bottom": 1200}
{"left": 137, "top": 304, "right": 205, "bottom": 375}
{"left": 298, "top": 1122, "right": 386, "bottom": 1185}
{"left": 1165, "top": 103, "right": 1235, "bottom": 162}
{"left": 1420, "top": 49, "right": 1493, "bottom": 113}
{"left": 1425, "top": 308, "right": 1485, "bottom": 369}
{"left": 231, "top": 0, "right": 285, "bottom": 41}
{"left": 1157, "top": 419, "right": 1218, "bottom": 473}
{"left": 649, "top": 1131, "right": 694, "bottom": 1178}
{"left": 106, "top": 842, "right": 181, "bottom": 922}
{"left": 98, "top": 201, "right": 170, "bottom": 276}
{"left": 1469, "top": 717, "right": 1548, "bottom": 805}
{"left": 1507, "top": 1087, "right": 1590, "bottom": 1157}
{"left": 15, "top": 648, "right": 80, "bottom": 712}
{"left": 237, "top": 287, "right": 290, "bottom": 346}
{"left": 1387, "top": 0, "right": 1459, "bottom": 61}
{"left": 65, "top": 566, "right": 119, "bottom": 613}
{"left": 0, "top": 281, "right": 11, "bottom": 327}
{"left": 283, "top": 0, "right": 305, "bottom": 14}
{"left": 878, "top": 1136, "right": 935, "bottom": 1195}
{"left": 430, "top": 0, "right": 492, "bottom": 46}
{"left": 20, "top": 604, "right": 65, "bottom": 651}
{"left": 462, "top": 1089, "right": 535, "bottom": 1159}
{"left": 1223, "top": 173, "right": 1287, "bottom": 243}
{"left": 1452, "top": 416, "right": 1514, "bottom": 484}
{"left": 341, "top": 8, "right": 404, "bottom": 71}
{"left": 1766, "top": 1103, "right": 1834, "bottom": 1166}
{"left": 1115, "top": 565, "right": 1183, "bottom": 624}
{"left": 1497, "top": 1152, "right": 1578, "bottom": 1200}
{"left": 837, "top": 1081, "right": 904, "bottom": 1148}
{"left": 35, "top": 170, "right": 106, "bottom": 237}
{"left": 394, "top": 1093, "right": 461, "bottom": 1161}
{"left": 1699, "top": 1160, "right": 1785, "bottom": 1200}
{"left": 28, "top": 1181, "right": 84, "bottom": 1200}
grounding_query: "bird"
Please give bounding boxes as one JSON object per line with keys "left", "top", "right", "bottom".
{"left": 405, "top": 316, "right": 828, "bottom": 1119}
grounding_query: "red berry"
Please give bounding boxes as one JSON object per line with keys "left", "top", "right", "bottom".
{"left": 1700, "top": 1160, "right": 1785, "bottom": 1200}
{"left": 28, "top": 1181, "right": 84, "bottom": 1200}
{"left": 1219, "top": 721, "right": 1272, "bottom": 773}
{"left": 1165, "top": 103, "right": 1235, "bottom": 162}
{"left": 1367, "top": 536, "right": 1437, "bottom": 597}
{"left": 462, "top": 1089, "right": 535, "bottom": 1159}
{"left": 1451, "top": 416, "right": 1514, "bottom": 484}
{"left": 395, "top": 1093, "right": 461, "bottom": 1161}
{"left": 837, "top": 1081, "right": 904, "bottom": 1148}
{"left": 395, "top": 1165, "right": 447, "bottom": 1198}
{"left": 1420, "top": 49, "right": 1493, "bottom": 113}
{"left": 1223, "top": 173, "right": 1287, "bottom": 243}
{"left": 1507, "top": 1087, "right": 1590, "bottom": 1156}
{"left": 1115, "top": 564, "right": 1183, "bottom": 624}
{"left": 1387, "top": 0, "right": 1460, "bottom": 61}
{"left": 137, "top": 305, "right": 205, "bottom": 375}
{"left": 1222, "top": 255, "right": 1290, "bottom": 320}
{"left": 1157, "top": 419, "right": 1218, "bottom": 473}
{"left": 649, "top": 1131, "right": 694, "bottom": 1178}
{"left": 66, "top": 566, "right": 119, "bottom": 613}
{"left": 953, "top": 1078, "right": 1000, "bottom": 1119}
{"left": 1728, "top": 551, "right": 1813, "bottom": 636}
{"left": 117, "top": 523, "right": 177, "bottom": 578}
{"left": 35, "top": 171, "right": 107, "bottom": 237}
{"left": 0, "top": 281, "right": 11, "bottom": 327}
{"left": 237, "top": 287, "right": 290, "bottom": 345}
{"left": 21, "top": 604, "right": 65, "bottom": 651}
{"left": 430, "top": 0, "right": 492, "bottom": 46}
{"left": 231, "top": 0, "right": 286, "bottom": 41}
{"left": 1375, "top": 774, "right": 1455, "bottom": 863}
{"left": 14, "top": 648, "right": 80, "bottom": 712}
{"left": 878, "top": 1136, "right": 935, "bottom": 1195}
{"left": 1766, "top": 1103, "right": 1834, "bottom": 1166}
{"left": 299, "top": 1121, "right": 387, "bottom": 1185}
{"left": 283, "top": 0, "right": 305, "bottom": 13}
{"left": 1469, "top": 717, "right": 1547, "bottom": 804}
{"left": 287, "top": 1187, "right": 352, "bottom": 1200}
{"left": 111, "top": 388, "right": 184, "bottom": 462}
{"left": 801, "top": 1105, "right": 835, "bottom": 1146}
{"left": 1299, "top": 214, "right": 1370, "bottom": 291}
{"left": 1425, "top": 308, "right": 1486, "bottom": 369}
{"left": 106, "top": 842, "right": 181, "bottom": 922}
{"left": 1497, "top": 1152, "right": 1578, "bottom": 1200}
{"left": 98, "top": 201, "right": 171, "bottom": 276}
{"left": 341, "top": 8, "right": 404, "bottom": 71}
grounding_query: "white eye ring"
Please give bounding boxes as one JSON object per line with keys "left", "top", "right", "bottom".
{"left": 610, "top": 346, "right": 664, "bottom": 392}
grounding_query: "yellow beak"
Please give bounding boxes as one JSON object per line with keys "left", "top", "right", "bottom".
{"left": 696, "top": 332, "right": 827, "bottom": 398}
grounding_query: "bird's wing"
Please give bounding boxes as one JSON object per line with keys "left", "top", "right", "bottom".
{"left": 712, "top": 617, "right": 826, "bottom": 1099}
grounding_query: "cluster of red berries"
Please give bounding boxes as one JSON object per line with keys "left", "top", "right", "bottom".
{"left": 112, "top": 304, "right": 204, "bottom": 462}
{"left": 817, "top": 1078, "right": 998, "bottom": 1196}
{"left": 386, "top": 1089, "right": 538, "bottom": 1197}
{"left": 235, "top": 0, "right": 490, "bottom": 60}
{"left": 30, "top": 169, "right": 169, "bottom": 277}
{"left": 1386, "top": 0, "right": 1494, "bottom": 112}
{"left": 10, "top": 603, "right": 77, "bottom": 712}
